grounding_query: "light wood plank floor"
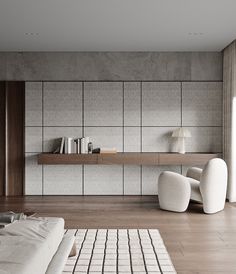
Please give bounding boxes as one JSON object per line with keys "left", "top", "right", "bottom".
{"left": 0, "top": 196, "right": 236, "bottom": 274}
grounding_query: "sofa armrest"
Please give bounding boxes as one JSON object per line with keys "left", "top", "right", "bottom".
{"left": 186, "top": 167, "right": 203, "bottom": 181}
{"left": 46, "top": 235, "right": 75, "bottom": 274}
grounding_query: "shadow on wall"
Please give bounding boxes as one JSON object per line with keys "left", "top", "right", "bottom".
{"left": 160, "top": 131, "right": 174, "bottom": 152}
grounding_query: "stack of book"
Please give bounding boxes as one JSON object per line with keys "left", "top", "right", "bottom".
{"left": 55, "top": 137, "right": 117, "bottom": 155}
{"left": 57, "top": 137, "right": 90, "bottom": 154}
{"left": 92, "top": 148, "right": 117, "bottom": 154}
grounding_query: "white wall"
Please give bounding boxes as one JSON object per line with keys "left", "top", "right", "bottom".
{"left": 25, "top": 81, "right": 222, "bottom": 195}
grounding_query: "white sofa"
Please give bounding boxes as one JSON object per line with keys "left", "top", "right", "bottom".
{"left": 158, "top": 158, "right": 228, "bottom": 214}
{"left": 0, "top": 217, "right": 74, "bottom": 274}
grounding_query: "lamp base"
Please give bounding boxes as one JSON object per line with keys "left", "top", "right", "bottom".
{"left": 173, "top": 137, "right": 186, "bottom": 154}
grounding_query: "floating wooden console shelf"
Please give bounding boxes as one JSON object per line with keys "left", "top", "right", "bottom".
{"left": 38, "top": 153, "right": 219, "bottom": 166}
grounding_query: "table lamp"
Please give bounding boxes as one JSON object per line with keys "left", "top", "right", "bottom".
{"left": 171, "top": 128, "right": 191, "bottom": 154}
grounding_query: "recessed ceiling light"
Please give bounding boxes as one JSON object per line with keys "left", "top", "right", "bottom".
{"left": 25, "top": 32, "right": 39, "bottom": 36}
{"left": 188, "top": 32, "right": 204, "bottom": 36}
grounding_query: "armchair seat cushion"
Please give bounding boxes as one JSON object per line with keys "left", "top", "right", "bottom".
{"left": 188, "top": 178, "right": 202, "bottom": 202}
{"left": 187, "top": 167, "right": 203, "bottom": 181}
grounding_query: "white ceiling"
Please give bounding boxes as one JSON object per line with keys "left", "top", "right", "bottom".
{"left": 0, "top": 0, "right": 236, "bottom": 51}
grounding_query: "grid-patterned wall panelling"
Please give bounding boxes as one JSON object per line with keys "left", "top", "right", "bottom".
{"left": 25, "top": 81, "right": 223, "bottom": 195}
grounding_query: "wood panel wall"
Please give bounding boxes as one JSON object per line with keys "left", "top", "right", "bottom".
{"left": 0, "top": 81, "right": 25, "bottom": 196}
{"left": 0, "top": 82, "right": 6, "bottom": 196}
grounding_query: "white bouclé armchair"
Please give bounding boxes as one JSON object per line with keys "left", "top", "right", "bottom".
{"left": 158, "top": 158, "right": 228, "bottom": 214}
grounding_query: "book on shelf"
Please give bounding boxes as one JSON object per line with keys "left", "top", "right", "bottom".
{"left": 92, "top": 148, "right": 117, "bottom": 154}
{"left": 64, "top": 137, "right": 68, "bottom": 154}
{"left": 64, "top": 137, "right": 75, "bottom": 154}
{"left": 52, "top": 136, "right": 94, "bottom": 154}
{"left": 100, "top": 148, "right": 117, "bottom": 154}
{"left": 68, "top": 137, "right": 73, "bottom": 154}
{"left": 59, "top": 137, "right": 65, "bottom": 154}
{"left": 74, "top": 138, "right": 80, "bottom": 154}
{"left": 80, "top": 137, "right": 85, "bottom": 154}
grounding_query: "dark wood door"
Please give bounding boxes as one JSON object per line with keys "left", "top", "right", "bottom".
{"left": 0, "top": 82, "right": 6, "bottom": 196}
{"left": 0, "top": 81, "right": 25, "bottom": 196}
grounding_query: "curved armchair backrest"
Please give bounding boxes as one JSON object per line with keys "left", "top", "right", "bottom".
{"left": 200, "top": 158, "right": 228, "bottom": 214}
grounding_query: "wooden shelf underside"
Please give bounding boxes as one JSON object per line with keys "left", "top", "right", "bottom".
{"left": 38, "top": 153, "right": 220, "bottom": 166}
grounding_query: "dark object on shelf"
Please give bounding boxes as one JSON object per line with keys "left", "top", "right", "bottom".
{"left": 74, "top": 138, "right": 80, "bottom": 154}
{"left": 88, "top": 142, "right": 93, "bottom": 154}
{"left": 92, "top": 148, "right": 101, "bottom": 154}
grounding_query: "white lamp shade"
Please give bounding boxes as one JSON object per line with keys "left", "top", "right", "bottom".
{"left": 172, "top": 128, "right": 191, "bottom": 138}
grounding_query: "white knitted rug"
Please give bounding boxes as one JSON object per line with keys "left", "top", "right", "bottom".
{"left": 63, "top": 229, "right": 176, "bottom": 274}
